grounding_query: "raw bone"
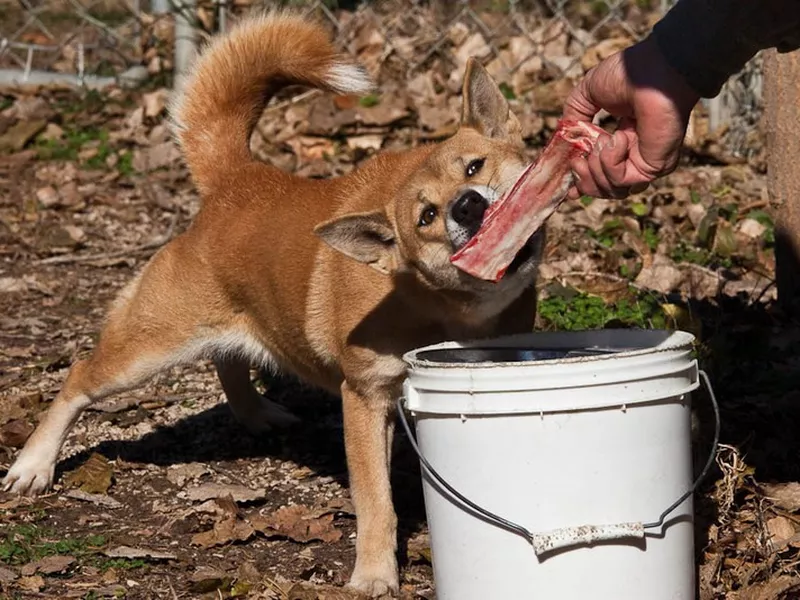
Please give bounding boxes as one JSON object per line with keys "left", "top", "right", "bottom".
{"left": 451, "top": 119, "right": 605, "bottom": 282}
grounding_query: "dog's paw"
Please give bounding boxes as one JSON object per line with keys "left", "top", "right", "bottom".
{"left": 348, "top": 561, "right": 399, "bottom": 598}
{"left": 2, "top": 452, "right": 55, "bottom": 496}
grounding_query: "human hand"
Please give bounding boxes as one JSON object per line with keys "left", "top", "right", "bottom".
{"left": 563, "top": 36, "right": 701, "bottom": 199}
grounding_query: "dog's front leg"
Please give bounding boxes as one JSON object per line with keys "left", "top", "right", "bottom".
{"left": 342, "top": 380, "right": 399, "bottom": 597}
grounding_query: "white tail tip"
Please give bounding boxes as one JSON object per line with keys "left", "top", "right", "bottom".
{"left": 326, "top": 62, "right": 375, "bottom": 95}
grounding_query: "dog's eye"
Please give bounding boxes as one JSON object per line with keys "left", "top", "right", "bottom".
{"left": 418, "top": 206, "right": 438, "bottom": 227}
{"left": 465, "top": 158, "right": 485, "bottom": 178}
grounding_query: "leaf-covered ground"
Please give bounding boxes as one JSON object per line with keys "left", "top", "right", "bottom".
{"left": 2, "top": 3, "right": 800, "bottom": 599}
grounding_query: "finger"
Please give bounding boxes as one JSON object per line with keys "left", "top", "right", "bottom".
{"left": 600, "top": 127, "right": 659, "bottom": 189}
{"left": 570, "top": 156, "right": 604, "bottom": 199}
{"left": 588, "top": 141, "right": 629, "bottom": 198}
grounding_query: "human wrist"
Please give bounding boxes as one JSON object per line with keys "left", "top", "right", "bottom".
{"left": 632, "top": 36, "right": 701, "bottom": 119}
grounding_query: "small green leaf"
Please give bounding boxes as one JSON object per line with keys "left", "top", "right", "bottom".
{"left": 580, "top": 195, "right": 594, "bottom": 206}
{"left": 498, "top": 82, "right": 517, "bottom": 100}
{"left": 358, "top": 93, "right": 380, "bottom": 108}
{"left": 631, "top": 202, "right": 648, "bottom": 217}
{"left": 690, "top": 190, "right": 702, "bottom": 204}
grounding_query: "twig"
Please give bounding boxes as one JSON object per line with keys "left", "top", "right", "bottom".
{"left": 550, "top": 270, "right": 648, "bottom": 292}
{"left": 739, "top": 199, "right": 770, "bottom": 214}
{"left": 264, "top": 89, "right": 320, "bottom": 115}
{"left": 34, "top": 214, "right": 179, "bottom": 266}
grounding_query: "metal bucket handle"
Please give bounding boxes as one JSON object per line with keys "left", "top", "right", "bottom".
{"left": 397, "top": 370, "right": 720, "bottom": 556}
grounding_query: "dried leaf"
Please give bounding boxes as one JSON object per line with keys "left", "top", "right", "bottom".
{"left": 251, "top": 504, "right": 342, "bottom": 544}
{"left": 766, "top": 516, "right": 796, "bottom": 548}
{"left": 64, "top": 489, "right": 123, "bottom": 508}
{"left": 0, "top": 419, "right": 34, "bottom": 447}
{"left": 0, "top": 277, "right": 28, "bottom": 294}
{"left": 166, "top": 462, "right": 210, "bottom": 487}
{"left": 191, "top": 515, "right": 255, "bottom": 548}
{"left": 737, "top": 575, "right": 800, "bottom": 600}
{"left": 104, "top": 545, "right": 177, "bottom": 561}
{"left": 189, "top": 566, "right": 233, "bottom": 594}
{"left": 0, "top": 119, "right": 47, "bottom": 152}
{"left": 406, "top": 532, "right": 432, "bottom": 564}
{"left": 763, "top": 482, "right": 800, "bottom": 512}
{"left": 0, "top": 566, "right": 18, "bottom": 583}
{"left": 634, "top": 255, "right": 683, "bottom": 294}
{"left": 17, "top": 574, "right": 45, "bottom": 592}
{"left": 142, "top": 88, "right": 169, "bottom": 118}
{"left": 186, "top": 483, "right": 266, "bottom": 504}
{"left": 64, "top": 452, "right": 113, "bottom": 494}
{"left": 21, "top": 555, "right": 74, "bottom": 576}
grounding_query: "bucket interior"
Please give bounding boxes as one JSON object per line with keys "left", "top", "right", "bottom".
{"left": 416, "top": 345, "right": 632, "bottom": 364}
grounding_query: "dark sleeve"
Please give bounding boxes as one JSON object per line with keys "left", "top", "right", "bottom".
{"left": 651, "top": 0, "right": 800, "bottom": 98}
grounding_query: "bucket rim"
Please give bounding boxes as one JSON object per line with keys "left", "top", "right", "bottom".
{"left": 402, "top": 328, "right": 695, "bottom": 370}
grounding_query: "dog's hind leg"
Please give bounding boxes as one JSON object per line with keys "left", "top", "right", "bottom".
{"left": 2, "top": 247, "right": 227, "bottom": 496}
{"left": 215, "top": 358, "right": 300, "bottom": 433}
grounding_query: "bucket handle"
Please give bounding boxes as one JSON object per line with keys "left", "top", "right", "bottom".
{"left": 397, "top": 370, "right": 720, "bottom": 556}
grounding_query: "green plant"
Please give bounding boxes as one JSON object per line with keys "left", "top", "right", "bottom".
{"left": 36, "top": 127, "right": 112, "bottom": 170}
{"left": 642, "top": 225, "right": 659, "bottom": 252}
{"left": 99, "top": 558, "right": 147, "bottom": 571}
{"left": 671, "top": 241, "right": 733, "bottom": 269}
{"left": 0, "top": 524, "right": 106, "bottom": 566}
{"left": 588, "top": 218, "right": 624, "bottom": 248}
{"left": 116, "top": 150, "right": 136, "bottom": 177}
{"left": 538, "top": 290, "right": 666, "bottom": 331}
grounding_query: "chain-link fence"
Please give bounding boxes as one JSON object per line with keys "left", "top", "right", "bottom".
{"left": 0, "top": 0, "right": 763, "bottom": 157}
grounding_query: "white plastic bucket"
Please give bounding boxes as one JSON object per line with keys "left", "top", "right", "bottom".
{"left": 401, "top": 329, "right": 716, "bottom": 600}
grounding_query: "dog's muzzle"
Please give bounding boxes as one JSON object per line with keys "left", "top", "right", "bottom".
{"left": 447, "top": 190, "right": 488, "bottom": 249}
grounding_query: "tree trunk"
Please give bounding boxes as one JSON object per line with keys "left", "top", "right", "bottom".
{"left": 763, "top": 48, "right": 800, "bottom": 315}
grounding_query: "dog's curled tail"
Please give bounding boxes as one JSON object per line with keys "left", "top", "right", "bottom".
{"left": 169, "top": 12, "right": 373, "bottom": 195}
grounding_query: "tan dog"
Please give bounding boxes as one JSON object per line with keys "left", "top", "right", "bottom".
{"left": 2, "top": 12, "right": 543, "bottom": 596}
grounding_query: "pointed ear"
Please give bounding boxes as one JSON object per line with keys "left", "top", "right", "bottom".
{"left": 461, "top": 57, "right": 522, "bottom": 143}
{"left": 314, "top": 210, "right": 398, "bottom": 275}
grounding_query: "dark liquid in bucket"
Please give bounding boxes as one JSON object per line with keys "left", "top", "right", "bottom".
{"left": 417, "top": 346, "right": 626, "bottom": 364}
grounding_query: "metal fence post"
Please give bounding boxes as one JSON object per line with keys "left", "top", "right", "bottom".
{"left": 173, "top": 0, "right": 198, "bottom": 91}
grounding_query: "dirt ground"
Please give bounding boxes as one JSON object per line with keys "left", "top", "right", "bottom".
{"left": 1, "top": 4, "right": 800, "bottom": 599}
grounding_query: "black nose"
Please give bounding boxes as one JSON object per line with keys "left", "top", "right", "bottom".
{"left": 451, "top": 190, "right": 488, "bottom": 229}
